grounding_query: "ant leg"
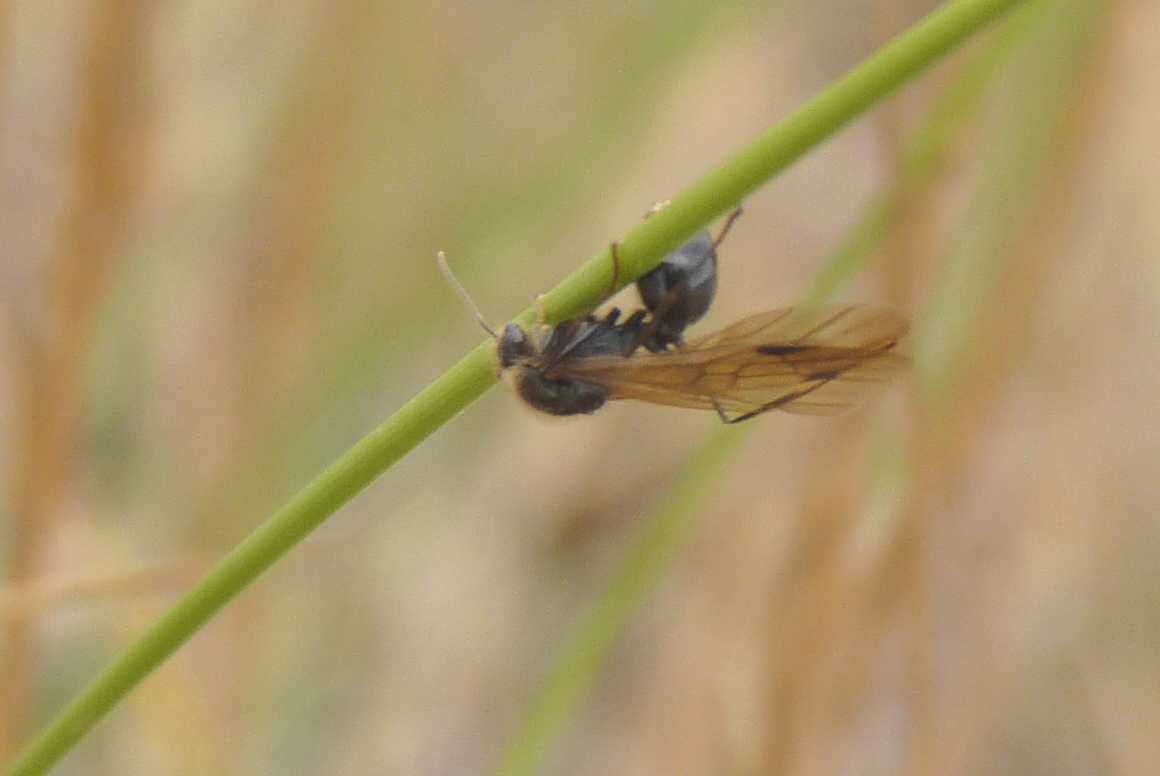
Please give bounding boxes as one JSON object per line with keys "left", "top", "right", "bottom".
{"left": 619, "top": 309, "right": 649, "bottom": 355}
{"left": 607, "top": 242, "right": 622, "bottom": 296}
{"left": 711, "top": 396, "right": 743, "bottom": 424}
{"left": 717, "top": 381, "right": 830, "bottom": 424}
{"left": 712, "top": 396, "right": 766, "bottom": 424}
{"left": 638, "top": 279, "right": 688, "bottom": 352}
{"left": 712, "top": 206, "right": 745, "bottom": 249}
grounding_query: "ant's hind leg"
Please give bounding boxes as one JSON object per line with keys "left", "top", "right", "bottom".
{"left": 710, "top": 396, "right": 737, "bottom": 424}
{"left": 711, "top": 396, "right": 758, "bottom": 424}
{"left": 712, "top": 206, "right": 745, "bottom": 249}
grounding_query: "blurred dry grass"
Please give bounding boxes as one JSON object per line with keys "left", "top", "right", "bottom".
{"left": 2, "top": 1, "right": 1158, "bottom": 774}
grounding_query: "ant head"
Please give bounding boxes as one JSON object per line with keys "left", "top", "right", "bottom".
{"left": 497, "top": 323, "right": 535, "bottom": 368}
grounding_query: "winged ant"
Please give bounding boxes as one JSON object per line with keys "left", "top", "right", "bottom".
{"left": 437, "top": 208, "right": 908, "bottom": 422}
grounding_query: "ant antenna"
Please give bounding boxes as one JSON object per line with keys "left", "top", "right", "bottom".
{"left": 436, "top": 251, "right": 498, "bottom": 338}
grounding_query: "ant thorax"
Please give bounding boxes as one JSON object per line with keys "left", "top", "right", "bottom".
{"left": 495, "top": 309, "right": 648, "bottom": 416}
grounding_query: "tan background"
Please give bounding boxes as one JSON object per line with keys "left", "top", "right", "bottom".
{"left": 2, "top": 1, "right": 1157, "bottom": 774}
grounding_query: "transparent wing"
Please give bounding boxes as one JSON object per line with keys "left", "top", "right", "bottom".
{"left": 556, "top": 304, "right": 910, "bottom": 420}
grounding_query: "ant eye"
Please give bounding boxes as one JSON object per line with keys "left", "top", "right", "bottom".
{"left": 498, "top": 324, "right": 533, "bottom": 367}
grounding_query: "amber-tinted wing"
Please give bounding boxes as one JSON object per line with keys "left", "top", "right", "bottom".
{"left": 555, "top": 304, "right": 909, "bottom": 421}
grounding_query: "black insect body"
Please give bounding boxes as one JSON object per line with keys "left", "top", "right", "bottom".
{"left": 437, "top": 207, "right": 909, "bottom": 423}
{"left": 633, "top": 207, "right": 743, "bottom": 352}
{"left": 495, "top": 304, "right": 909, "bottom": 423}
{"left": 497, "top": 308, "right": 648, "bottom": 416}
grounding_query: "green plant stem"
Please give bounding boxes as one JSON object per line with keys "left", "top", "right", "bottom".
{"left": 803, "top": 0, "right": 1035, "bottom": 306}
{"left": 5, "top": 1, "right": 1024, "bottom": 774}
{"left": 542, "top": 0, "right": 1025, "bottom": 323}
{"left": 490, "top": 5, "right": 1036, "bottom": 772}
